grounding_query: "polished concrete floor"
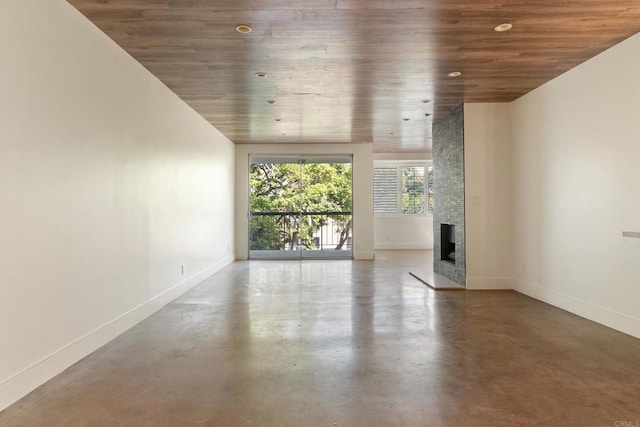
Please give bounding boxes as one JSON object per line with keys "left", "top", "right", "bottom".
{"left": 2, "top": 251, "right": 640, "bottom": 426}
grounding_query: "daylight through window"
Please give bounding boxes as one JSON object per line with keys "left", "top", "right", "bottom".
{"left": 373, "top": 163, "right": 433, "bottom": 215}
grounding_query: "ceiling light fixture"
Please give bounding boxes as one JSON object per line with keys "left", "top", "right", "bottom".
{"left": 235, "top": 24, "right": 253, "bottom": 34}
{"left": 403, "top": 118, "right": 410, "bottom": 121}
{"left": 448, "top": 71, "right": 462, "bottom": 77}
{"left": 494, "top": 23, "right": 513, "bottom": 32}
{"left": 422, "top": 99, "right": 431, "bottom": 104}
{"left": 255, "top": 72, "right": 268, "bottom": 78}
{"left": 275, "top": 119, "right": 281, "bottom": 122}
{"left": 267, "top": 100, "right": 276, "bottom": 104}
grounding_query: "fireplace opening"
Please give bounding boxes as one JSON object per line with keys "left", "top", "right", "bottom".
{"left": 440, "top": 224, "right": 455, "bottom": 264}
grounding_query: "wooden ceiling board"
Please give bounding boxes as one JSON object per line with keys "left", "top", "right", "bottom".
{"left": 67, "top": 0, "right": 640, "bottom": 152}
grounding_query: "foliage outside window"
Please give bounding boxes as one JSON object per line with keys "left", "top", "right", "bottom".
{"left": 249, "top": 162, "right": 352, "bottom": 251}
{"left": 427, "top": 166, "right": 434, "bottom": 213}
{"left": 374, "top": 163, "right": 433, "bottom": 215}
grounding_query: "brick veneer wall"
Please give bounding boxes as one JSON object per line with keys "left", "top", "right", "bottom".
{"left": 433, "top": 104, "right": 466, "bottom": 286}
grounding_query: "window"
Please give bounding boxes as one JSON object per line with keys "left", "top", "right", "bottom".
{"left": 374, "top": 162, "right": 433, "bottom": 215}
{"left": 373, "top": 167, "right": 399, "bottom": 214}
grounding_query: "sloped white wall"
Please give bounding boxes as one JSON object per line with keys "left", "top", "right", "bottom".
{"left": 0, "top": 0, "right": 235, "bottom": 410}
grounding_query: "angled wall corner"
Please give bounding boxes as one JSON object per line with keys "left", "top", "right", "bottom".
{"left": 432, "top": 104, "right": 466, "bottom": 286}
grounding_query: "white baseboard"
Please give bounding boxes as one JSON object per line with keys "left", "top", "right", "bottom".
{"left": 466, "top": 276, "right": 515, "bottom": 290}
{"left": 354, "top": 250, "right": 375, "bottom": 260}
{"left": 0, "top": 255, "right": 234, "bottom": 412}
{"left": 374, "top": 243, "right": 433, "bottom": 250}
{"left": 514, "top": 278, "right": 640, "bottom": 339}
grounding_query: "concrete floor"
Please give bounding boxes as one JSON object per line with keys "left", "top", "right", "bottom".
{"left": 2, "top": 251, "right": 640, "bottom": 426}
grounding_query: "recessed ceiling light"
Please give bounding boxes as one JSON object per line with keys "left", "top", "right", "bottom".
{"left": 266, "top": 100, "right": 276, "bottom": 104}
{"left": 494, "top": 23, "right": 513, "bottom": 32}
{"left": 255, "top": 72, "right": 268, "bottom": 78}
{"left": 422, "top": 99, "right": 431, "bottom": 104}
{"left": 235, "top": 24, "right": 253, "bottom": 34}
{"left": 448, "top": 71, "right": 462, "bottom": 77}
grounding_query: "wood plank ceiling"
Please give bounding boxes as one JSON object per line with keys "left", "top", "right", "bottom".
{"left": 67, "top": 0, "right": 640, "bottom": 153}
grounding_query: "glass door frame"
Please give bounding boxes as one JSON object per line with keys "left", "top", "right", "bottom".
{"left": 248, "top": 154, "right": 353, "bottom": 260}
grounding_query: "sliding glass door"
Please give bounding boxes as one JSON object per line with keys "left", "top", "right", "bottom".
{"left": 249, "top": 156, "right": 352, "bottom": 259}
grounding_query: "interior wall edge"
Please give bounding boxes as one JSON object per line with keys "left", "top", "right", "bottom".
{"left": 0, "top": 256, "right": 234, "bottom": 412}
{"left": 514, "top": 279, "right": 640, "bottom": 340}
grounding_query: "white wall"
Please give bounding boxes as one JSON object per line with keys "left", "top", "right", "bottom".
{"left": 374, "top": 216, "right": 433, "bottom": 250}
{"left": 0, "top": 0, "right": 235, "bottom": 410}
{"left": 511, "top": 33, "right": 640, "bottom": 338}
{"left": 464, "top": 104, "right": 514, "bottom": 289}
{"left": 235, "top": 144, "right": 374, "bottom": 260}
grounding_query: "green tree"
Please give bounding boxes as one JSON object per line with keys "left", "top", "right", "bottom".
{"left": 249, "top": 162, "right": 352, "bottom": 251}
{"left": 401, "top": 166, "right": 426, "bottom": 214}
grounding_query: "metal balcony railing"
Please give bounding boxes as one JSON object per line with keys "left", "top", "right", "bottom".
{"left": 249, "top": 211, "right": 352, "bottom": 251}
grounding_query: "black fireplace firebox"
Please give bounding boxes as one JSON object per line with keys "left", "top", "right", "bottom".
{"left": 440, "top": 224, "right": 456, "bottom": 263}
